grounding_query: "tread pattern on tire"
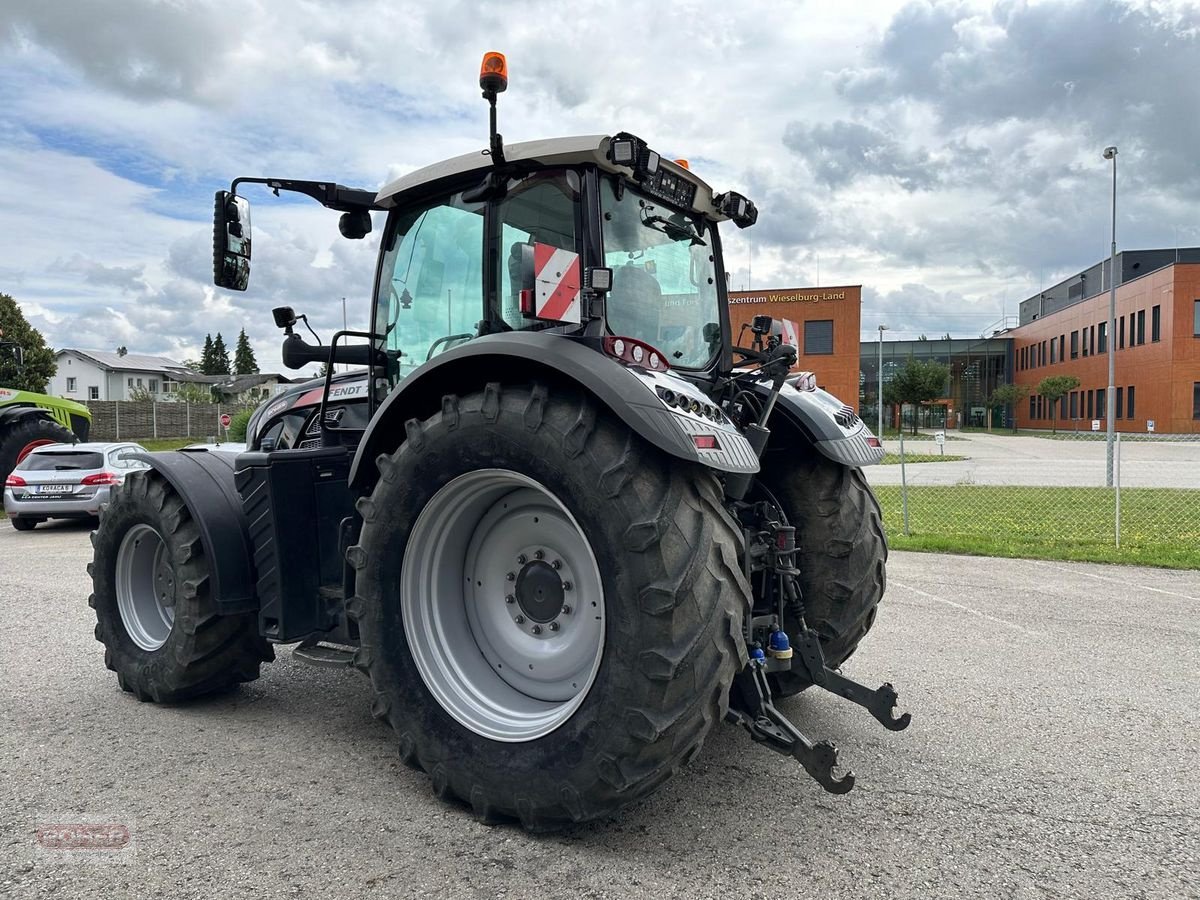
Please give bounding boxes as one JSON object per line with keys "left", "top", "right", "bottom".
{"left": 348, "top": 382, "right": 751, "bottom": 830}
{"left": 0, "top": 415, "right": 76, "bottom": 486}
{"left": 89, "top": 471, "right": 273, "bottom": 703}
{"left": 760, "top": 450, "right": 888, "bottom": 697}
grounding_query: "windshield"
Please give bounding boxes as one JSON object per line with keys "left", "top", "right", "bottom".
{"left": 601, "top": 178, "right": 722, "bottom": 369}
{"left": 20, "top": 451, "right": 104, "bottom": 470}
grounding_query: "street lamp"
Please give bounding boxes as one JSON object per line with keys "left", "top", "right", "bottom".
{"left": 1103, "top": 145, "right": 1117, "bottom": 487}
{"left": 877, "top": 324, "right": 889, "bottom": 438}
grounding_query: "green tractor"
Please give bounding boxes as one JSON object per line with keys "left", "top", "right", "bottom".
{"left": 0, "top": 341, "right": 91, "bottom": 486}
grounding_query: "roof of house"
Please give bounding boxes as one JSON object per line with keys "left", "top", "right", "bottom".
{"left": 59, "top": 349, "right": 190, "bottom": 374}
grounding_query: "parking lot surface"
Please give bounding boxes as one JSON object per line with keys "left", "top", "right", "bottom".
{"left": 2, "top": 520, "right": 1197, "bottom": 899}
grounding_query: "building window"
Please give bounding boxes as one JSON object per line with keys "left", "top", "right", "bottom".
{"left": 1087, "top": 390, "right": 1094, "bottom": 420}
{"left": 66, "top": 377, "right": 77, "bottom": 392}
{"left": 1136, "top": 310, "right": 1145, "bottom": 345}
{"left": 1194, "top": 300, "right": 1200, "bottom": 336}
{"left": 1070, "top": 391, "right": 1078, "bottom": 419}
{"left": 1116, "top": 387, "right": 1123, "bottom": 419}
{"left": 1097, "top": 388, "right": 1106, "bottom": 419}
{"left": 88, "top": 386, "right": 99, "bottom": 400}
{"left": 127, "top": 377, "right": 134, "bottom": 388}
{"left": 1070, "top": 331, "right": 1079, "bottom": 359}
{"left": 1151, "top": 305, "right": 1161, "bottom": 342}
{"left": 1098, "top": 322, "right": 1107, "bottom": 353}
{"left": 1119, "top": 316, "right": 1125, "bottom": 349}
{"left": 1194, "top": 383, "right": 1200, "bottom": 419}
{"left": 149, "top": 379, "right": 159, "bottom": 393}
{"left": 1041, "top": 340, "right": 1048, "bottom": 365}
{"left": 803, "top": 320, "right": 834, "bottom": 355}
{"left": 1029, "top": 395, "right": 1036, "bottom": 420}
{"left": 1128, "top": 386, "right": 1135, "bottom": 419}
{"left": 1059, "top": 334, "right": 1065, "bottom": 361}
{"left": 1050, "top": 339, "right": 1057, "bottom": 364}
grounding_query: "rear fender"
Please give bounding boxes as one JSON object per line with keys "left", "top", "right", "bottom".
{"left": 756, "top": 382, "right": 885, "bottom": 467}
{"left": 350, "top": 332, "right": 760, "bottom": 490}
{"left": 130, "top": 449, "right": 257, "bottom": 615}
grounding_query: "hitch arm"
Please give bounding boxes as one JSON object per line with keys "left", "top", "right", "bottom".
{"left": 792, "top": 631, "right": 912, "bottom": 732}
{"left": 727, "top": 662, "right": 855, "bottom": 794}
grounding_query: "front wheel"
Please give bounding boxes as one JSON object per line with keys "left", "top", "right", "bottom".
{"left": 349, "top": 383, "right": 750, "bottom": 829}
{"left": 0, "top": 415, "right": 76, "bottom": 485}
{"left": 89, "top": 471, "right": 274, "bottom": 702}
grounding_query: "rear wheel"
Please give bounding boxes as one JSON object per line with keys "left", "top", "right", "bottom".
{"left": 350, "top": 383, "right": 749, "bottom": 829}
{"left": 11, "top": 516, "right": 37, "bottom": 531}
{"left": 89, "top": 471, "right": 273, "bottom": 702}
{"left": 758, "top": 449, "right": 887, "bottom": 698}
{"left": 0, "top": 415, "right": 76, "bottom": 485}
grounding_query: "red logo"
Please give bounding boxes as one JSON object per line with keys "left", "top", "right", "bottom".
{"left": 36, "top": 824, "right": 131, "bottom": 851}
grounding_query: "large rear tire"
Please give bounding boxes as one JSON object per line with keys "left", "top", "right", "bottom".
{"left": 349, "top": 383, "right": 749, "bottom": 829}
{"left": 0, "top": 415, "right": 76, "bottom": 485}
{"left": 89, "top": 471, "right": 273, "bottom": 702}
{"left": 758, "top": 450, "right": 887, "bottom": 698}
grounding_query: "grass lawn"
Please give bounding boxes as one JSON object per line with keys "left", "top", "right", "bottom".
{"left": 880, "top": 453, "right": 968, "bottom": 465}
{"left": 873, "top": 484, "right": 1200, "bottom": 569}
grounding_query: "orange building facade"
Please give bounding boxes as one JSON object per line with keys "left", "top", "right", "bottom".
{"left": 726, "top": 285, "right": 862, "bottom": 410}
{"left": 1010, "top": 261, "right": 1200, "bottom": 434}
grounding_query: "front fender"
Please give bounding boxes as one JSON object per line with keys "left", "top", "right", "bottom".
{"left": 756, "top": 382, "right": 885, "bottom": 467}
{"left": 350, "top": 333, "right": 759, "bottom": 490}
{"left": 130, "top": 448, "right": 257, "bottom": 614}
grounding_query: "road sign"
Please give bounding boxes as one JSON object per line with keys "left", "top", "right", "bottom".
{"left": 220, "top": 413, "right": 232, "bottom": 429}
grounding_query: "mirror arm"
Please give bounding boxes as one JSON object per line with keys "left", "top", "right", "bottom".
{"left": 230, "top": 177, "right": 383, "bottom": 212}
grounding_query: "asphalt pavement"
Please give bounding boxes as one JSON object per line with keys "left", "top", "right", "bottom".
{"left": 2, "top": 519, "right": 1197, "bottom": 899}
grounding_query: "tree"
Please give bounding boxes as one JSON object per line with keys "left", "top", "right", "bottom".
{"left": 167, "top": 382, "right": 215, "bottom": 404}
{"left": 1035, "top": 375, "right": 1081, "bottom": 434}
{"left": 182, "top": 358, "right": 204, "bottom": 374}
{"left": 0, "top": 292, "right": 56, "bottom": 393}
{"left": 201, "top": 335, "right": 215, "bottom": 374}
{"left": 233, "top": 328, "right": 258, "bottom": 375}
{"left": 211, "top": 332, "right": 231, "bottom": 375}
{"left": 987, "top": 383, "right": 1031, "bottom": 433}
{"left": 883, "top": 359, "right": 949, "bottom": 434}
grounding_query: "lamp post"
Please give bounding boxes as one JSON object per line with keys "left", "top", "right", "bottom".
{"left": 1103, "top": 146, "right": 1117, "bottom": 487}
{"left": 877, "top": 324, "right": 888, "bottom": 438}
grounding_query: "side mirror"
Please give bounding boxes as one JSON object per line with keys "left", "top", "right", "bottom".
{"left": 213, "top": 190, "right": 252, "bottom": 291}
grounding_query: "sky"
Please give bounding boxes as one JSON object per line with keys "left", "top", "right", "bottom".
{"left": 2, "top": 0, "right": 1198, "bottom": 375}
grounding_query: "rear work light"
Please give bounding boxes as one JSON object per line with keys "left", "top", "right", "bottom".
{"left": 866, "top": 437, "right": 882, "bottom": 449}
{"left": 603, "top": 336, "right": 668, "bottom": 372}
{"left": 81, "top": 472, "right": 120, "bottom": 486}
{"left": 5, "top": 474, "right": 26, "bottom": 487}
{"left": 692, "top": 435, "right": 720, "bottom": 450}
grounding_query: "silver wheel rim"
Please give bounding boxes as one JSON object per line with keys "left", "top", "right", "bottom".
{"left": 116, "top": 523, "right": 176, "bottom": 652}
{"left": 402, "top": 469, "right": 606, "bottom": 742}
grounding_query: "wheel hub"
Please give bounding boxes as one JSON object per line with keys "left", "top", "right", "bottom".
{"left": 514, "top": 560, "right": 564, "bottom": 623}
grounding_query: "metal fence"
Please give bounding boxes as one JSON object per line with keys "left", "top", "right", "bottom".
{"left": 866, "top": 429, "right": 1200, "bottom": 568}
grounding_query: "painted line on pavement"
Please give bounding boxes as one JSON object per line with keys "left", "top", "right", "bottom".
{"left": 890, "top": 579, "right": 1041, "bottom": 636}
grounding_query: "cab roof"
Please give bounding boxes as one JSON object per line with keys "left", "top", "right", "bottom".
{"left": 374, "top": 134, "right": 723, "bottom": 219}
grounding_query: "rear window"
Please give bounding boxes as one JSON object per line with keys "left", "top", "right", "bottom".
{"left": 19, "top": 451, "right": 104, "bottom": 471}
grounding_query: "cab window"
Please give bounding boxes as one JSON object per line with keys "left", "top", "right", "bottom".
{"left": 376, "top": 193, "right": 485, "bottom": 382}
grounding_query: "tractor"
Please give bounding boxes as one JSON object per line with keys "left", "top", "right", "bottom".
{"left": 0, "top": 340, "right": 90, "bottom": 487}
{"left": 88, "top": 54, "right": 907, "bottom": 829}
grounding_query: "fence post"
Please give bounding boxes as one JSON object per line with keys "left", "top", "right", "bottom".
{"left": 186, "top": 402, "right": 191, "bottom": 437}
{"left": 899, "top": 429, "right": 910, "bottom": 536}
{"left": 152, "top": 400, "right": 158, "bottom": 439}
{"left": 115, "top": 402, "right": 120, "bottom": 440}
{"left": 1114, "top": 433, "right": 1121, "bottom": 548}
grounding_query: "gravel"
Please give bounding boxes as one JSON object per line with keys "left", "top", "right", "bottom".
{"left": 2, "top": 519, "right": 1197, "bottom": 899}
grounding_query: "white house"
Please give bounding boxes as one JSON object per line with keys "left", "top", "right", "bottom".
{"left": 51, "top": 350, "right": 194, "bottom": 401}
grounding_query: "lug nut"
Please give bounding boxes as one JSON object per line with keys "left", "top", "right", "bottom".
{"left": 506, "top": 572, "right": 515, "bottom": 581}
{"left": 505, "top": 594, "right": 515, "bottom": 604}
{"left": 514, "top": 614, "right": 525, "bottom": 624}
{"left": 551, "top": 559, "right": 562, "bottom": 570}
{"left": 562, "top": 581, "right": 572, "bottom": 591}
{"left": 531, "top": 624, "right": 542, "bottom": 635}
{"left": 548, "top": 622, "right": 560, "bottom": 632}
{"left": 517, "top": 554, "right": 527, "bottom": 564}
{"left": 561, "top": 604, "right": 571, "bottom": 615}
{"left": 534, "top": 549, "right": 545, "bottom": 560}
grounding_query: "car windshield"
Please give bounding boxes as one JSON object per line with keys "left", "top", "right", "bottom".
{"left": 20, "top": 451, "right": 104, "bottom": 470}
{"left": 601, "top": 178, "right": 722, "bottom": 369}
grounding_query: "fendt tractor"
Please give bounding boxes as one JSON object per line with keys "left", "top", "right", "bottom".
{"left": 0, "top": 339, "right": 90, "bottom": 486}
{"left": 88, "top": 54, "right": 909, "bottom": 829}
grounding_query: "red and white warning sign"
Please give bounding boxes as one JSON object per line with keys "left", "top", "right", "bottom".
{"left": 529, "top": 243, "right": 581, "bottom": 324}
{"left": 220, "top": 413, "right": 232, "bottom": 429}
{"left": 778, "top": 318, "right": 800, "bottom": 349}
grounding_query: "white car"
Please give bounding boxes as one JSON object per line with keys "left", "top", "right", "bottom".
{"left": 4, "top": 442, "right": 150, "bottom": 530}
